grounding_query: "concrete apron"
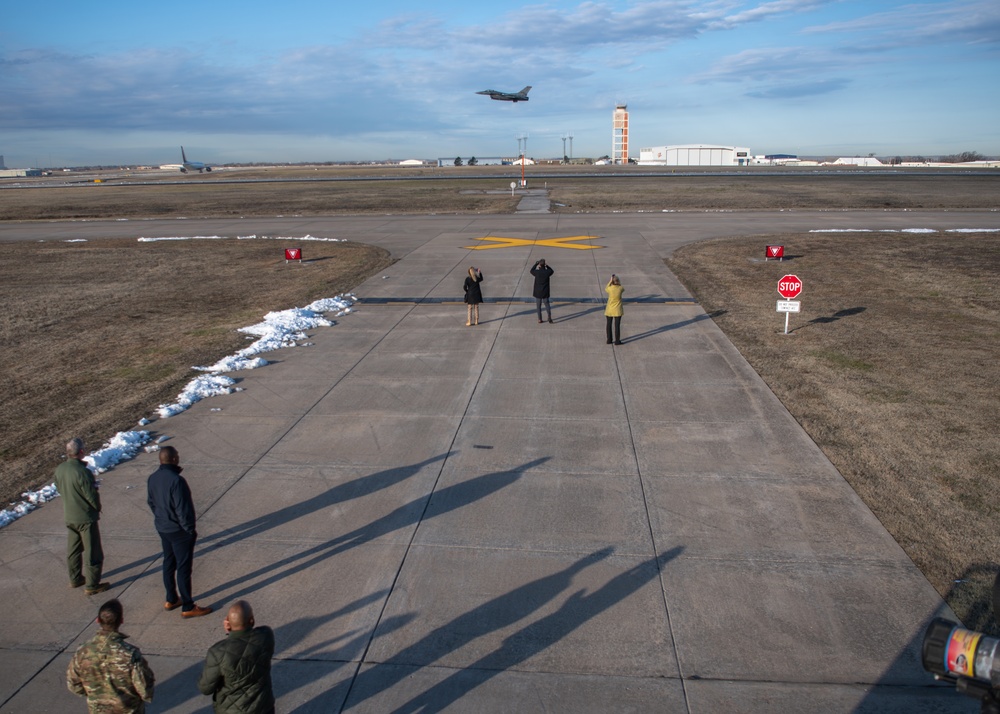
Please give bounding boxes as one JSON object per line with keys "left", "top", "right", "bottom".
{"left": 0, "top": 214, "right": 966, "bottom": 713}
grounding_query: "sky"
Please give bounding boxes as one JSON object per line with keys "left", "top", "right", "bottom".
{"left": 1, "top": 0, "right": 998, "bottom": 166}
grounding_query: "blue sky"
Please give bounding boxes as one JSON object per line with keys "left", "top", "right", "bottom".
{"left": 2, "top": 0, "right": 998, "bottom": 166}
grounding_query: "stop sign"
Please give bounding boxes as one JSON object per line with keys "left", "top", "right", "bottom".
{"left": 777, "top": 274, "right": 803, "bottom": 299}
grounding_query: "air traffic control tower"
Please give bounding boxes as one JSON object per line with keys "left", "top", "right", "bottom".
{"left": 613, "top": 104, "right": 629, "bottom": 164}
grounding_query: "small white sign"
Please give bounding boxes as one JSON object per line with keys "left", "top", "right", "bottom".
{"left": 776, "top": 300, "right": 801, "bottom": 313}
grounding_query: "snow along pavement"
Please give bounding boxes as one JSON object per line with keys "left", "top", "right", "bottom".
{"left": 0, "top": 239, "right": 357, "bottom": 529}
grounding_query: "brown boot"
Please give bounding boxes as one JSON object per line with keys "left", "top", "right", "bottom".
{"left": 181, "top": 604, "right": 213, "bottom": 619}
{"left": 473, "top": 305, "right": 479, "bottom": 325}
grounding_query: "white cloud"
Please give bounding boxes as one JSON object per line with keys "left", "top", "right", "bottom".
{"left": 803, "top": 0, "right": 1000, "bottom": 47}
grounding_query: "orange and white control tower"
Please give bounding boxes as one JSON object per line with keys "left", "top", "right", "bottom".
{"left": 612, "top": 104, "right": 629, "bottom": 164}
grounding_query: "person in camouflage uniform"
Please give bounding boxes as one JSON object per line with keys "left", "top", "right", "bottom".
{"left": 67, "top": 599, "right": 155, "bottom": 713}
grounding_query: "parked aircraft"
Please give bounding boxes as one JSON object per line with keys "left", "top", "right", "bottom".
{"left": 476, "top": 86, "right": 531, "bottom": 102}
{"left": 179, "top": 146, "right": 211, "bottom": 173}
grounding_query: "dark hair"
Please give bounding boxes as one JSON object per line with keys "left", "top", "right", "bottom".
{"left": 159, "top": 445, "right": 178, "bottom": 464}
{"left": 98, "top": 599, "right": 123, "bottom": 631}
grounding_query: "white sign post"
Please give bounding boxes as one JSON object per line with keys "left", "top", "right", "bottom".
{"left": 776, "top": 275, "right": 803, "bottom": 335}
{"left": 776, "top": 300, "right": 801, "bottom": 334}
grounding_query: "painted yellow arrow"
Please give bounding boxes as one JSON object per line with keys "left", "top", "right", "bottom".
{"left": 465, "top": 235, "right": 603, "bottom": 251}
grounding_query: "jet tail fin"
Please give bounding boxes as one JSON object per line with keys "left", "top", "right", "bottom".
{"left": 181, "top": 146, "right": 187, "bottom": 162}
{"left": 520, "top": 86, "right": 532, "bottom": 96}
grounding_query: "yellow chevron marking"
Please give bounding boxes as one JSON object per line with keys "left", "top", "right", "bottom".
{"left": 465, "top": 235, "right": 603, "bottom": 250}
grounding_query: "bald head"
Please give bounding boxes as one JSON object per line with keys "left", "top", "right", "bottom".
{"left": 226, "top": 600, "right": 254, "bottom": 632}
{"left": 158, "top": 445, "right": 179, "bottom": 465}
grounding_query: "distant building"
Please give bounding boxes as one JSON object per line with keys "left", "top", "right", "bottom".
{"left": 752, "top": 154, "right": 800, "bottom": 166}
{"left": 0, "top": 155, "right": 5, "bottom": 170}
{"left": 612, "top": 105, "right": 629, "bottom": 165}
{"left": 638, "top": 144, "right": 751, "bottom": 166}
{"left": 436, "top": 157, "right": 529, "bottom": 167}
{"left": 831, "top": 157, "right": 883, "bottom": 167}
{"left": 398, "top": 159, "right": 425, "bottom": 166}
{"left": 0, "top": 168, "right": 43, "bottom": 177}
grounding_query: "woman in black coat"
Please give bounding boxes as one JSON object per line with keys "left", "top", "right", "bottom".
{"left": 463, "top": 267, "right": 484, "bottom": 326}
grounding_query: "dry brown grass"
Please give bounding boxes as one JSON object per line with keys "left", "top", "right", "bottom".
{"left": 3, "top": 168, "right": 997, "bottom": 220}
{"left": 668, "top": 232, "right": 1000, "bottom": 631}
{"left": 0, "top": 179, "right": 519, "bottom": 220}
{"left": 549, "top": 174, "right": 1000, "bottom": 212}
{"left": 0, "top": 238, "right": 393, "bottom": 507}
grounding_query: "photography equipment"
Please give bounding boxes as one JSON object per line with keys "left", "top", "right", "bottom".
{"left": 922, "top": 570, "right": 1000, "bottom": 712}
{"left": 923, "top": 619, "right": 999, "bottom": 688}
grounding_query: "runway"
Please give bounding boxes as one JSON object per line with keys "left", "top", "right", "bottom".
{"left": 1, "top": 210, "right": 995, "bottom": 712}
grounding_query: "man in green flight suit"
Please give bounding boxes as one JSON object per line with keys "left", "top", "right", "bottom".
{"left": 54, "top": 437, "right": 109, "bottom": 595}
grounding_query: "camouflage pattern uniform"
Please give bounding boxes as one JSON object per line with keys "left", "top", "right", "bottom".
{"left": 67, "top": 630, "right": 154, "bottom": 713}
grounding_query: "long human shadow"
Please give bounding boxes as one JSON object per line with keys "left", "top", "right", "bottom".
{"left": 149, "top": 590, "right": 403, "bottom": 713}
{"left": 622, "top": 310, "right": 725, "bottom": 343}
{"left": 333, "top": 546, "right": 683, "bottom": 712}
{"left": 197, "top": 457, "right": 550, "bottom": 605}
{"left": 548, "top": 304, "right": 605, "bottom": 323}
{"left": 268, "top": 594, "right": 418, "bottom": 711}
{"left": 103, "top": 453, "right": 450, "bottom": 579}
{"left": 324, "top": 546, "right": 615, "bottom": 712}
{"left": 383, "top": 546, "right": 684, "bottom": 713}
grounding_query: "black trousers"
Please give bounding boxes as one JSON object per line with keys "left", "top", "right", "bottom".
{"left": 606, "top": 316, "right": 621, "bottom": 343}
{"left": 535, "top": 297, "right": 551, "bottom": 321}
{"left": 159, "top": 530, "right": 197, "bottom": 610}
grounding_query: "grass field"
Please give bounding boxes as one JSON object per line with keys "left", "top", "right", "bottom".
{"left": 668, "top": 232, "right": 1000, "bottom": 633}
{"left": 1, "top": 169, "right": 998, "bottom": 629}
{"left": 3, "top": 166, "right": 999, "bottom": 218}
{"left": 0, "top": 239, "right": 393, "bottom": 512}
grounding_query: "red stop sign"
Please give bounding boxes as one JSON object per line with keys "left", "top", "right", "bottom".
{"left": 777, "top": 274, "right": 803, "bottom": 299}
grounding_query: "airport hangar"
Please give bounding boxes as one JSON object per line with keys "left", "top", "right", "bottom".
{"left": 637, "top": 144, "right": 752, "bottom": 167}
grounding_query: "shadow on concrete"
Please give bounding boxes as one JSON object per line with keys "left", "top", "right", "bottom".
{"left": 198, "top": 458, "right": 548, "bottom": 606}
{"left": 149, "top": 659, "right": 211, "bottom": 713}
{"left": 330, "top": 546, "right": 684, "bottom": 713}
{"left": 549, "top": 305, "right": 605, "bottom": 324}
{"left": 622, "top": 311, "right": 726, "bottom": 343}
{"left": 851, "top": 564, "right": 1000, "bottom": 712}
{"left": 151, "top": 591, "right": 407, "bottom": 713}
{"left": 103, "top": 454, "right": 451, "bottom": 581}
{"left": 268, "top": 596, "right": 417, "bottom": 711}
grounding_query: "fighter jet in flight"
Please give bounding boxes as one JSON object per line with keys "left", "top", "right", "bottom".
{"left": 476, "top": 86, "right": 531, "bottom": 102}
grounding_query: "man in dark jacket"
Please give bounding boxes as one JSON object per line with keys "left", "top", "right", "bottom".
{"left": 530, "top": 258, "right": 555, "bottom": 323}
{"left": 54, "top": 437, "right": 109, "bottom": 595}
{"left": 146, "top": 446, "right": 211, "bottom": 618}
{"left": 198, "top": 600, "right": 275, "bottom": 714}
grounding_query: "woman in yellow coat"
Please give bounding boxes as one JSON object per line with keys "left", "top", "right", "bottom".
{"left": 605, "top": 274, "right": 623, "bottom": 345}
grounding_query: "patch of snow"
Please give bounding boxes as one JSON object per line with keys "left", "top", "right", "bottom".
{"left": 157, "top": 375, "right": 239, "bottom": 418}
{"left": 0, "top": 431, "right": 151, "bottom": 529}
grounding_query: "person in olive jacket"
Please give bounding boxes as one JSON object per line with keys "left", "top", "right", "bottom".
{"left": 54, "top": 437, "right": 109, "bottom": 595}
{"left": 198, "top": 600, "right": 275, "bottom": 714}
